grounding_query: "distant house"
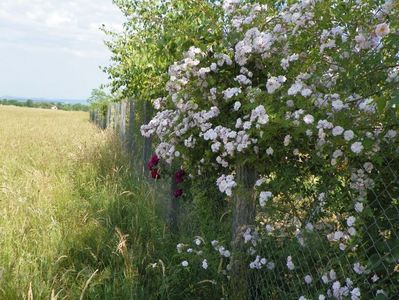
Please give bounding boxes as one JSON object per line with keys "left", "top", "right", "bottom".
{"left": 51, "top": 106, "right": 58, "bottom": 110}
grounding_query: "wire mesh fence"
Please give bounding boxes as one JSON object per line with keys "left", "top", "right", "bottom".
{"left": 90, "top": 103, "right": 399, "bottom": 300}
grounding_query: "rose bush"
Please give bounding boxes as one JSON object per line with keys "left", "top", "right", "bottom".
{"left": 140, "top": 0, "right": 399, "bottom": 298}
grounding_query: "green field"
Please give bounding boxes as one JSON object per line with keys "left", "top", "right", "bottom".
{"left": 0, "top": 106, "right": 162, "bottom": 299}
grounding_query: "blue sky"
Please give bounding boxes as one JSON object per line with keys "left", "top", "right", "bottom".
{"left": 0, "top": 0, "right": 124, "bottom": 100}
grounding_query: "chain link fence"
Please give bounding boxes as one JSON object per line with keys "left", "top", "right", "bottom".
{"left": 90, "top": 103, "right": 399, "bottom": 300}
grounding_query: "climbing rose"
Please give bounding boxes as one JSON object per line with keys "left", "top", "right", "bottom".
{"left": 147, "top": 154, "right": 160, "bottom": 170}
{"left": 175, "top": 169, "right": 186, "bottom": 184}
{"left": 174, "top": 188, "right": 183, "bottom": 198}
{"left": 151, "top": 168, "right": 161, "bottom": 179}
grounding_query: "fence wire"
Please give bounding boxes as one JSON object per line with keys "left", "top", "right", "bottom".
{"left": 91, "top": 104, "right": 399, "bottom": 300}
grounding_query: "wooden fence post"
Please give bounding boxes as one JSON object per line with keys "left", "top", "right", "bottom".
{"left": 169, "top": 167, "right": 180, "bottom": 234}
{"left": 114, "top": 102, "right": 119, "bottom": 132}
{"left": 230, "top": 163, "right": 257, "bottom": 300}
{"left": 94, "top": 110, "right": 98, "bottom": 127}
{"left": 120, "top": 100, "right": 127, "bottom": 142}
{"left": 102, "top": 109, "right": 106, "bottom": 129}
{"left": 112, "top": 103, "right": 117, "bottom": 130}
{"left": 106, "top": 104, "right": 111, "bottom": 129}
{"left": 127, "top": 98, "right": 136, "bottom": 157}
{"left": 142, "top": 101, "right": 153, "bottom": 175}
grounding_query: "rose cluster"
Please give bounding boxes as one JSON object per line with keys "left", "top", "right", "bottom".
{"left": 147, "top": 154, "right": 161, "bottom": 179}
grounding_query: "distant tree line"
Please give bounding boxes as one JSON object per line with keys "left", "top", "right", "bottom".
{"left": 0, "top": 99, "right": 89, "bottom": 112}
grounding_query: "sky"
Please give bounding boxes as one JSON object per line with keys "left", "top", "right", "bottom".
{"left": 0, "top": 0, "right": 124, "bottom": 100}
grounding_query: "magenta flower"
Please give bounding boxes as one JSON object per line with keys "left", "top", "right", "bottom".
{"left": 147, "top": 154, "right": 160, "bottom": 170}
{"left": 151, "top": 168, "right": 161, "bottom": 179}
{"left": 174, "top": 188, "right": 183, "bottom": 198}
{"left": 174, "top": 169, "right": 186, "bottom": 184}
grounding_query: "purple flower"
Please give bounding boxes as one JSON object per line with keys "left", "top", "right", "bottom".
{"left": 147, "top": 154, "right": 160, "bottom": 170}
{"left": 174, "top": 188, "right": 183, "bottom": 198}
{"left": 151, "top": 168, "right": 161, "bottom": 179}
{"left": 174, "top": 169, "right": 186, "bottom": 184}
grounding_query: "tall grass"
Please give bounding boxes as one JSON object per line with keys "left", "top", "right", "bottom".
{"left": 0, "top": 106, "right": 166, "bottom": 299}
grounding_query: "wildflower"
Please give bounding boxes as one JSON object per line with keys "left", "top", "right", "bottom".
{"left": 259, "top": 191, "right": 272, "bottom": 207}
{"left": 288, "top": 81, "right": 303, "bottom": 95}
{"left": 344, "top": 130, "right": 355, "bottom": 141}
{"left": 176, "top": 243, "right": 184, "bottom": 253}
{"left": 355, "top": 34, "right": 369, "bottom": 49}
{"left": 181, "top": 260, "right": 189, "bottom": 267}
{"left": 211, "top": 240, "right": 218, "bottom": 247}
{"left": 223, "top": 250, "right": 231, "bottom": 258}
{"left": 351, "top": 287, "right": 361, "bottom": 300}
{"left": 260, "top": 258, "right": 267, "bottom": 265}
{"left": 363, "top": 162, "right": 373, "bottom": 173}
{"left": 284, "top": 135, "right": 291, "bottom": 146}
{"left": 329, "top": 269, "right": 337, "bottom": 280}
{"left": 266, "top": 147, "right": 274, "bottom": 155}
{"left": 348, "top": 227, "right": 357, "bottom": 236}
{"left": 321, "top": 274, "right": 329, "bottom": 284}
{"left": 174, "top": 189, "right": 183, "bottom": 198}
{"left": 350, "top": 142, "right": 363, "bottom": 154}
{"left": 174, "top": 169, "right": 185, "bottom": 184}
{"left": 304, "top": 275, "right": 313, "bottom": 284}
{"left": 305, "top": 223, "right": 314, "bottom": 231}
{"left": 267, "top": 262, "right": 275, "bottom": 270}
{"left": 385, "top": 129, "right": 397, "bottom": 139}
{"left": 347, "top": 216, "right": 356, "bottom": 227}
{"left": 147, "top": 154, "right": 160, "bottom": 170}
{"left": 332, "top": 281, "right": 341, "bottom": 297}
{"left": 151, "top": 168, "right": 161, "bottom": 179}
{"left": 376, "top": 289, "right": 386, "bottom": 296}
{"left": 286, "top": 100, "right": 294, "bottom": 107}
{"left": 332, "top": 126, "right": 344, "bottom": 136}
{"left": 265, "top": 225, "right": 273, "bottom": 232}
{"left": 194, "top": 238, "right": 202, "bottom": 246}
{"left": 216, "top": 174, "right": 237, "bottom": 196}
{"left": 266, "top": 76, "right": 286, "bottom": 94}
{"left": 255, "top": 178, "right": 266, "bottom": 186}
{"left": 333, "top": 149, "right": 343, "bottom": 158}
{"left": 354, "top": 202, "right": 364, "bottom": 213}
{"left": 353, "top": 262, "right": 365, "bottom": 274}
{"left": 201, "top": 259, "right": 208, "bottom": 269}
{"left": 223, "top": 87, "right": 241, "bottom": 100}
{"left": 234, "top": 101, "right": 241, "bottom": 111}
{"left": 332, "top": 100, "right": 344, "bottom": 111}
{"left": 286, "top": 256, "right": 295, "bottom": 270}
{"left": 301, "top": 88, "right": 312, "bottom": 97}
{"left": 375, "top": 23, "right": 390, "bottom": 37}
{"left": 303, "top": 114, "right": 314, "bottom": 124}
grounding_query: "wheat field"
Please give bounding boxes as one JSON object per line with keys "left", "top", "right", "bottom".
{"left": 0, "top": 106, "right": 160, "bottom": 299}
{"left": 0, "top": 106, "right": 101, "bottom": 298}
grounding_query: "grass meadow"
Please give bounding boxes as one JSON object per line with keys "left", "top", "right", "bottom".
{"left": 0, "top": 106, "right": 165, "bottom": 299}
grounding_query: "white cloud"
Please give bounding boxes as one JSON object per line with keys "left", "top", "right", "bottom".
{"left": 0, "top": 0, "right": 123, "bottom": 57}
{"left": 0, "top": 0, "right": 124, "bottom": 99}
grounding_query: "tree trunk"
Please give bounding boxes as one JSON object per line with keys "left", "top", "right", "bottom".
{"left": 230, "top": 163, "right": 257, "bottom": 300}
